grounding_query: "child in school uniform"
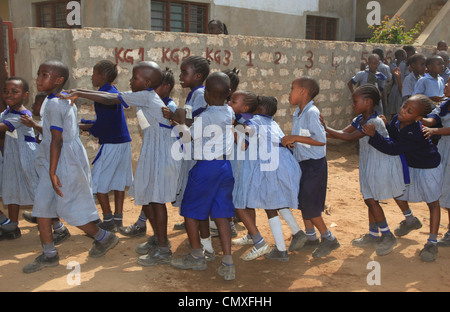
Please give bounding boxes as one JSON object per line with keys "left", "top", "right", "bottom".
{"left": 362, "top": 95, "right": 442, "bottom": 262}
{"left": 437, "top": 51, "right": 450, "bottom": 83}
{"left": 244, "top": 96, "right": 306, "bottom": 262}
{"left": 348, "top": 54, "right": 387, "bottom": 115}
{"left": 120, "top": 67, "right": 178, "bottom": 238}
{"left": 281, "top": 77, "right": 340, "bottom": 258}
{"left": 64, "top": 61, "right": 181, "bottom": 267}
{"left": 0, "top": 77, "right": 39, "bottom": 240}
{"left": 412, "top": 55, "right": 445, "bottom": 103}
{"left": 78, "top": 60, "right": 133, "bottom": 233}
{"left": 402, "top": 54, "right": 426, "bottom": 102}
{"left": 170, "top": 72, "right": 236, "bottom": 281}
{"left": 20, "top": 92, "right": 71, "bottom": 245}
{"left": 422, "top": 77, "right": 450, "bottom": 246}
{"left": 322, "top": 84, "right": 405, "bottom": 256}
{"left": 23, "top": 60, "right": 119, "bottom": 273}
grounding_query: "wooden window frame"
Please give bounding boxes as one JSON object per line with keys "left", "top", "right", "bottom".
{"left": 306, "top": 15, "right": 338, "bottom": 41}
{"left": 151, "top": 0, "right": 209, "bottom": 33}
{"left": 34, "top": 0, "right": 81, "bottom": 29}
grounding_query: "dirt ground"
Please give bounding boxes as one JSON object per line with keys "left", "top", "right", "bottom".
{"left": 1, "top": 141, "right": 450, "bottom": 293}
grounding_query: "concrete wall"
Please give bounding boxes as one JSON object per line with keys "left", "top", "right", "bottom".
{"left": 13, "top": 27, "right": 436, "bottom": 167}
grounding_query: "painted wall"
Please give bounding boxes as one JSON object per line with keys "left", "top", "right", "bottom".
{"left": 13, "top": 27, "right": 435, "bottom": 167}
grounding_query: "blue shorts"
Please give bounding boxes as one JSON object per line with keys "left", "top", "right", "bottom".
{"left": 180, "top": 160, "right": 235, "bottom": 220}
{"left": 298, "top": 157, "right": 328, "bottom": 219}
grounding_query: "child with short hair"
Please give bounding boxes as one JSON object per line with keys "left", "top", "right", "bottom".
{"left": 402, "top": 54, "right": 426, "bottom": 101}
{"left": 282, "top": 77, "right": 340, "bottom": 258}
{"left": 363, "top": 95, "right": 442, "bottom": 262}
{"left": 170, "top": 71, "right": 236, "bottom": 280}
{"left": 437, "top": 51, "right": 449, "bottom": 83}
{"left": 120, "top": 67, "right": 178, "bottom": 238}
{"left": 0, "top": 77, "right": 39, "bottom": 240}
{"left": 413, "top": 55, "right": 445, "bottom": 103}
{"left": 79, "top": 60, "right": 133, "bottom": 233}
{"left": 323, "top": 84, "right": 405, "bottom": 256}
{"left": 387, "top": 49, "right": 407, "bottom": 118}
{"left": 23, "top": 60, "right": 119, "bottom": 273}
{"left": 348, "top": 54, "right": 387, "bottom": 114}
{"left": 63, "top": 61, "right": 181, "bottom": 267}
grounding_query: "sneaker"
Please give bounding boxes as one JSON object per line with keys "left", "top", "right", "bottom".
{"left": 351, "top": 234, "right": 380, "bottom": 248}
{"left": 0, "top": 226, "right": 21, "bottom": 241}
{"left": 22, "top": 211, "right": 37, "bottom": 224}
{"left": 171, "top": 253, "right": 207, "bottom": 271}
{"left": 437, "top": 232, "right": 450, "bottom": 247}
{"left": 232, "top": 235, "right": 253, "bottom": 246}
{"left": 241, "top": 243, "right": 271, "bottom": 261}
{"left": 265, "top": 247, "right": 289, "bottom": 262}
{"left": 98, "top": 220, "right": 118, "bottom": 233}
{"left": 53, "top": 227, "right": 71, "bottom": 245}
{"left": 23, "top": 253, "right": 59, "bottom": 274}
{"left": 218, "top": 263, "right": 235, "bottom": 281}
{"left": 137, "top": 247, "right": 172, "bottom": 266}
{"left": 376, "top": 232, "right": 397, "bottom": 256}
{"left": 88, "top": 233, "right": 119, "bottom": 258}
{"left": 394, "top": 218, "right": 422, "bottom": 237}
{"left": 312, "top": 237, "right": 340, "bottom": 258}
{"left": 119, "top": 223, "right": 147, "bottom": 237}
{"left": 210, "top": 225, "right": 238, "bottom": 238}
{"left": 135, "top": 236, "right": 158, "bottom": 255}
{"left": 173, "top": 221, "right": 185, "bottom": 231}
{"left": 288, "top": 230, "right": 308, "bottom": 252}
{"left": 420, "top": 243, "right": 438, "bottom": 262}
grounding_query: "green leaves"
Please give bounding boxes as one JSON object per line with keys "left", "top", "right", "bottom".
{"left": 367, "top": 15, "right": 424, "bottom": 44}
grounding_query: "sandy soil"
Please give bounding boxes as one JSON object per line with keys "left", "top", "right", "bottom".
{"left": 1, "top": 141, "right": 449, "bottom": 293}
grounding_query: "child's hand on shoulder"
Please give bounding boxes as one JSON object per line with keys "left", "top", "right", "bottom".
{"left": 20, "top": 115, "right": 36, "bottom": 128}
{"left": 58, "top": 90, "right": 78, "bottom": 103}
{"left": 378, "top": 114, "right": 387, "bottom": 125}
{"left": 162, "top": 106, "right": 174, "bottom": 120}
{"left": 361, "top": 124, "right": 376, "bottom": 137}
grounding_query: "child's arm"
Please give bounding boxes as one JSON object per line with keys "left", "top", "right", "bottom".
{"left": 281, "top": 135, "right": 325, "bottom": 148}
{"left": 324, "top": 125, "right": 365, "bottom": 141}
{"left": 20, "top": 115, "right": 43, "bottom": 134}
{"left": 422, "top": 126, "right": 450, "bottom": 139}
{"left": 0, "top": 123, "right": 11, "bottom": 133}
{"left": 393, "top": 67, "right": 403, "bottom": 94}
{"left": 421, "top": 117, "right": 438, "bottom": 127}
{"left": 49, "top": 129, "right": 64, "bottom": 197}
{"left": 60, "top": 90, "right": 121, "bottom": 106}
{"left": 347, "top": 80, "right": 355, "bottom": 93}
{"left": 362, "top": 124, "right": 418, "bottom": 155}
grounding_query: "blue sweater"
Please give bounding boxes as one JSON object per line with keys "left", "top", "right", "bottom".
{"left": 368, "top": 115, "right": 440, "bottom": 169}
{"left": 89, "top": 84, "right": 131, "bottom": 144}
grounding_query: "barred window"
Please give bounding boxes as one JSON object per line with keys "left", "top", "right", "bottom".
{"left": 306, "top": 15, "right": 337, "bottom": 41}
{"left": 35, "top": 0, "right": 81, "bottom": 28}
{"left": 151, "top": 0, "right": 208, "bottom": 33}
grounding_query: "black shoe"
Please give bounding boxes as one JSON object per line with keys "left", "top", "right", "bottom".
{"left": 22, "top": 211, "right": 37, "bottom": 224}
{"left": 119, "top": 223, "right": 147, "bottom": 237}
{"left": 0, "top": 227, "right": 21, "bottom": 241}
{"left": 312, "top": 237, "right": 340, "bottom": 258}
{"left": 23, "top": 253, "right": 59, "bottom": 273}
{"left": 53, "top": 228, "right": 71, "bottom": 245}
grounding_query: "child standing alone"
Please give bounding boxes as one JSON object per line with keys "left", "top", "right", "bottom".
{"left": 281, "top": 77, "right": 340, "bottom": 258}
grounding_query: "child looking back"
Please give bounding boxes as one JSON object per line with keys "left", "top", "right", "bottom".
{"left": 23, "top": 60, "right": 119, "bottom": 273}
{"left": 282, "top": 77, "right": 340, "bottom": 258}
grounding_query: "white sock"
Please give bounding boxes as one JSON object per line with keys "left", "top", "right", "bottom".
{"left": 279, "top": 208, "right": 301, "bottom": 235}
{"left": 269, "top": 216, "right": 286, "bottom": 252}
{"left": 200, "top": 236, "right": 214, "bottom": 253}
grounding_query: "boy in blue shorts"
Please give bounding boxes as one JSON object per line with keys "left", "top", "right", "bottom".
{"left": 170, "top": 72, "right": 236, "bottom": 281}
{"left": 282, "top": 77, "right": 340, "bottom": 258}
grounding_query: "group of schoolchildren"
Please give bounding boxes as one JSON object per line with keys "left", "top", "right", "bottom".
{"left": 341, "top": 41, "right": 450, "bottom": 262}
{"left": 0, "top": 38, "right": 449, "bottom": 282}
